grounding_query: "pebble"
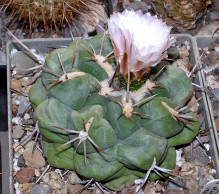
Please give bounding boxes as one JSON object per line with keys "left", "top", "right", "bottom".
{"left": 12, "top": 125, "right": 24, "bottom": 139}
{"left": 167, "top": 178, "right": 184, "bottom": 190}
{"left": 11, "top": 79, "right": 22, "bottom": 91}
{"left": 13, "top": 143, "right": 24, "bottom": 154}
{"left": 179, "top": 46, "right": 190, "bottom": 59}
{"left": 24, "top": 113, "right": 30, "bottom": 120}
{"left": 121, "top": 185, "right": 138, "bottom": 194}
{"left": 42, "top": 172, "right": 50, "bottom": 184}
{"left": 198, "top": 168, "right": 215, "bottom": 190}
{"left": 187, "top": 96, "right": 199, "bottom": 113}
{"left": 12, "top": 117, "right": 22, "bottom": 125}
{"left": 19, "top": 183, "right": 32, "bottom": 192}
{"left": 50, "top": 171, "right": 62, "bottom": 181}
{"left": 172, "top": 58, "right": 190, "bottom": 75}
{"left": 47, "top": 179, "right": 64, "bottom": 190}
{"left": 206, "top": 51, "right": 219, "bottom": 66}
{"left": 23, "top": 148, "right": 46, "bottom": 168}
{"left": 17, "top": 154, "right": 25, "bottom": 167}
{"left": 68, "top": 184, "right": 91, "bottom": 194}
{"left": 20, "top": 135, "right": 33, "bottom": 148}
{"left": 167, "top": 47, "right": 179, "bottom": 60}
{"left": 180, "top": 162, "right": 198, "bottom": 177}
{"left": 52, "top": 184, "right": 68, "bottom": 194}
{"left": 164, "top": 189, "right": 185, "bottom": 194}
{"left": 17, "top": 96, "right": 30, "bottom": 116}
{"left": 193, "top": 147, "right": 210, "bottom": 166}
{"left": 192, "top": 136, "right": 209, "bottom": 149}
{"left": 21, "top": 77, "right": 31, "bottom": 87}
{"left": 30, "top": 184, "right": 51, "bottom": 194}
{"left": 67, "top": 171, "right": 81, "bottom": 184}
{"left": 34, "top": 169, "right": 41, "bottom": 177}
{"left": 183, "top": 175, "right": 199, "bottom": 194}
{"left": 16, "top": 168, "right": 35, "bottom": 184}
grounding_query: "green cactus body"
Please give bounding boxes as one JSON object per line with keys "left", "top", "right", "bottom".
{"left": 29, "top": 34, "right": 200, "bottom": 191}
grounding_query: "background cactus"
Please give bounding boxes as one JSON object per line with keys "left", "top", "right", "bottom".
{"left": 152, "top": 0, "right": 211, "bottom": 32}
{"left": 0, "top": 0, "right": 106, "bottom": 35}
{"left": 29, "top": 33, "right": 200, "bottom": 191}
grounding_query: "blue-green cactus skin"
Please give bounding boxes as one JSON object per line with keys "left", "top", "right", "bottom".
{"left": 29, "top": 34, "right": 200, "bottom": 191}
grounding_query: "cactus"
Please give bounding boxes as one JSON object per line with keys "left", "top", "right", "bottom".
{"left": 152, "top": 0, "right": 211, "bottom": 31}
{"left": 1, "top": 0, "right": 104, "bottom": 34}
{"left": 28, "top": 32, "right": 200, "bottom": 191}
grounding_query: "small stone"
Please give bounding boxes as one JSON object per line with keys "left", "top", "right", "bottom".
{"left": 24, "top": 113, "right": 30, "bottom": 120}
{"left": 193, "top": 147, "right": 210, "bottom": 166}
{"left": 67, "top": 171, "right": 81, "bottom": 184}
{"left": 167, "top": 177, "right": 184, "bottom": 190}
{"left": 164, "top": 189, "right": 185, "bottom": 194}
{"left": 155, "top": 183, "right": 163, "bottom": 192}
{"left": 167, "top": 47, "right": 179, "bottom": 60}
{"left": 21, "top": 77, "right": 31, "bottom": 87}
{"left": 30, "top": 184, "right": 51, "bottom": 194}
{"left": 94, "top": 187, "right": 110, "bottom": 194}
{"left": 16, "top": 168, "right": 35, "bottom": 184}
{"left": 50, "top": 171, "right": 61, "bottom": 181}
{"left": 23, "top": 148, "right": 46, "bottom": 168}
{"left": 22, "top": 118, "right": 34, "bottom": 125}
{"left": 47, "top": 179, "right": 64, "bottom": 190}
{"left": 12, "top": 125, "right": 24, "bottom": 139}
{"left": 34, "top": 169, "right": 41, "bottom": 177}
{"left": 17, "top": 154, "right": 25, "bottom": 167}
{"left": 67, "top": 184, "right": 91, "bottom": 194}
{"left": 17, "top": 96, "right": 30, "bottom": 116}
{"left": 13, "top": 143, "right": 24, "bottom": 154}
{"left": 180, "top": 162, "right": 198, "bottom": 176}
{"left": 12, "top": 117, "right": 22, "bottom": 125}
{"left": 19, "top": 183, "right": 32, "bottom": 192}
{"left": 192, "top": 136, "right": 209, "bottom": 149}
{"left": 198, "top": 168, "right": 215, "bottom": 190}
{"left": 187, "top": 96, "right": 199, "bottom": 114}
{"left": 183, "top": 175, "right": 199, "bottom": 194}
{"left": 125, "top": 181, "right": 134, "bottom": 188}
{"left": 206, "top": 75, "right": 219, "bottom": 89}
{"left": 59, "top": 184, "right": 68, "bottom": 194}
{"left": 20, "top": 135, "right": 33, "bottom": 148}
{"left": 179, "top": 46, "right": 190, "bottom": 59}
{"left": 172, "top": 58, "right": 191, "bottom": 75}
{"left": 207, "top": 51, "right": 219, "bottom": 65}
{"left": 121, "top": 185, "right": 138, "bottom": 194}
{"left": 11, "top": 79, "right": 22, "bottom": 91}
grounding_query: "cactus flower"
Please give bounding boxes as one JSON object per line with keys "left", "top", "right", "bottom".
{"left": 108, "top": 10, "right": 175, "bottom": 75}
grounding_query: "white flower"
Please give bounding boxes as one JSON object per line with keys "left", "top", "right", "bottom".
{"left": 108, "top": 10, "right": 175, "bottom": 75}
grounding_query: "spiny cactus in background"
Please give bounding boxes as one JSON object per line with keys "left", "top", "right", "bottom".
{"left": 0, "top": 0, "right": 105, "bottom": 34}
{"left": 152, "top": 0, "right": 211, "bottom": 32}
{"left": 29, "top": 10, "right": 200, "bottom": 191}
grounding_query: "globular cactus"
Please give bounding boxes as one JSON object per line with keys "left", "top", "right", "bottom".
{"left": 152, "top": 0, "right": 211, "bottom": 31}
{"left": 29, "top": 11, "right": 200, "bottom": 191}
